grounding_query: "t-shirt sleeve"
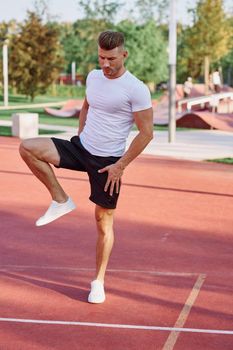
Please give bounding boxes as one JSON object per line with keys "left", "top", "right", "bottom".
{"left": 131, "top": 82, "right": 152, "bottom": 112}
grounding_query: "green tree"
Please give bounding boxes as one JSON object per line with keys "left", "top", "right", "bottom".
{"left": 33, "top": 0, "right": 51, "bottom": 21}
{"left": 8, "top": 12, "right": 64, "bottom": 100}
{"left": 60, "top": 18, "right": 114, "bottom": 77}
{"left": 59, "top": 23, "right": 81, "bottom": 74}
{"left": 134, "top": 0, "right": 169, "bottom": 24}
{"left": 61, "top": 0, "right": 122, "bottom": 76}
{"left": 177, "top": 24, "right": 195, "bottom": 83}
{"left": 177, "top": 0, "right": 231, "bottom": 91}
{"left": 0, "top": 20, "right": 18, "bottom": 83}
{"left": 78, "top": 0, "right": 123, "bottom": 22}
{"left": 220, "top": 16, "right": 233, "bottom": 86}
{"left": 117, "top": 19, "right": 168, "bottom": 88}
{"left": 221, "top": 49, "right": 233, "bottom": 86}
{"left": 60, "top": 1, "right": 168, "bottom": 85}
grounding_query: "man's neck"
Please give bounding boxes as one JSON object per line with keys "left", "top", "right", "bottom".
{"left": 104, "top": 67, "right": 126, "bottom": 79}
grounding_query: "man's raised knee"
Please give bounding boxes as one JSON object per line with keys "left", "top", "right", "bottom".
{"left": 19, "top": 139, "right": 34, "bottom": 157}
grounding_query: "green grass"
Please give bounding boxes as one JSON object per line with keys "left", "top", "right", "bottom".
{"left": 133, "top": 124, "right": 194, "bottom": 131}
{"left": 0, "top": 109, "right": 193, "bottom": 131}
{"left": 46, "top": 85, "right": 86, "bottom": 99}
{"left": 0, "top": 91, "right": 194, "bottom": 131}
{"left": 206, "top": 158, "right": 233, "bottom": 165}
{"left": 154, "top": 125, "right": 194, "bottom": 131}
{"left": 0, "top": 85, "right": 86, "bottom": 105}
{"left": 0, "top": 108, "right": 79, "bottom": 127}
{"left": 0, "top": 93, "right": 66, "bottom": 106}
{"left": 39, "top": 114, "right": 79, "bottom": 127}
{"left": 151, "top": 90, "right": 164, "bottom": 100}
{"left": 0, "top": 91, "right": 81, "bottom": 127}
{"left": 0, "top": 125, "right": 64, "bottom": 137}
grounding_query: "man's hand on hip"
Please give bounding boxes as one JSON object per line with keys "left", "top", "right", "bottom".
{"left": 98, "top": 162, "right": 124, "bottom": 196}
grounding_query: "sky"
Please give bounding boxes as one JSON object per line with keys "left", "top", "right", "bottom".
{"left": 0, "top": 0, "right": 232, "bottom": 25}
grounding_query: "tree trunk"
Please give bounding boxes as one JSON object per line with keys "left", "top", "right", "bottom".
{"left": 51, "top": 82, "right": 57, "bottom": 96}
{"left": 204, "top": 56, "right": 209, "bottom": 95}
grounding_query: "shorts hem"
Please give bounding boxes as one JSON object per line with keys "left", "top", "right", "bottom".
{"left": 89, "top": 197, "right": 117, "bottom": 210}
{"left": 51, "top": 137, "right": 62, "bottom": 168}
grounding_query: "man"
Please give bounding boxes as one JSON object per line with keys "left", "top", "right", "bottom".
{"left": 19, "top": 31, "right": 153, "bottom": 303}
{"left": 211, "top": 69, "right": 221, "bottom": 93}
{"left": 183, "top": 77, "right": 193, "bottom": 98}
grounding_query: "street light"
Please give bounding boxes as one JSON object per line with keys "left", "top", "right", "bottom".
{"left": 3, "top": 40, "right": 9, "bottom": 107}
{"left": 71, "top": 61, "right": 76, "bottom": 85}
{"left": 168, "top": 0, "right": 177, "bottom": 143}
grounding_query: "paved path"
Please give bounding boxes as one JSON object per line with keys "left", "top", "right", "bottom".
{"left": 33, "top": 123, "right": 233, "bottom": 161}
{"left": 1, "top": 119, "right": 232, "bottom": 161}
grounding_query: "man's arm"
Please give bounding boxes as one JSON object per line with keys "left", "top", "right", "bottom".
{"left": 98, "top": 107, "right": 154, "bottom": 196}
{"left": 78, "top": 97, "right": 89, "bottom": 135}
{"left": 117, "top": 107, "right": 154, "bottom": 168}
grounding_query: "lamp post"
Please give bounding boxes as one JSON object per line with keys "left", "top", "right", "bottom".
{"left": 3, "top": 40, "right": 9, "bottom": 107}
{"left": 71, "top": 61, "right": 76, "bottom": 85}
{"left": 168, "top": 0, "right": 177, "bottom": 143}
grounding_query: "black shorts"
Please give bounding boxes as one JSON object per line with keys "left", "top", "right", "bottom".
{"left": 51, "top": 136, "right": 121, "bottom": 209}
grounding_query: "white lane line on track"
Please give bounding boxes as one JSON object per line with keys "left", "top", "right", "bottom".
{"left": 2, "top": 266, "right": 233, "bottom": 277}
{"left": 0, "top": 317, "right": 232, "bottom": 335}
{"left": 162, "top": 274, "right": 206, "bottom": 350}
{"left": 0, "top": 265, "right": 199, "bottom": 277}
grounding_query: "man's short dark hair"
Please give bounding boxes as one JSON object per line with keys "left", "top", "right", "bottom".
{"left": 98, "top": 31, "right": 125, "bottom": 50}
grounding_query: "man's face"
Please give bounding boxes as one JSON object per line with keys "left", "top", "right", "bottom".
{"left": 98, "top": 46, "right": 128, "bottom": 79}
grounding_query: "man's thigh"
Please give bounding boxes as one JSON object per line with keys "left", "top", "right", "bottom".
{"left": 21, "top": 137, "right": 60, "bottom": 166}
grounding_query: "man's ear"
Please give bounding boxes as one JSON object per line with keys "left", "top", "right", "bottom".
{"left": 123, "top": 50, "right": 128, "bottom": 58}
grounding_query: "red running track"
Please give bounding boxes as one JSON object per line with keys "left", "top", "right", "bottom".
{"left": 0, "top": 136, "right": 233, "bottom": 350}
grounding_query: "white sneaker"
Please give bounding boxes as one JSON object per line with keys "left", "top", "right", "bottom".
{"left": 88, "top": 280, "right": 106, "bottom": 304}
{"left": 36, "top": 197, "right": 76, "bottom": 226}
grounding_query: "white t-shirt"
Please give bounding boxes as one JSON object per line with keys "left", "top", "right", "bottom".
{"left": 79, "top": 69, "right": 152, "bottom": 157}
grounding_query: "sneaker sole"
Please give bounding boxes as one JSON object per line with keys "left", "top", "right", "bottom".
{"left": 36, "top": 205, "right": 76, "bottom": 226}
{"left": 88, "top": 296, "right": 106, "bottom": 304}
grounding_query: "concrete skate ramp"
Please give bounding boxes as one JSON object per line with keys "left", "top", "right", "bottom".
{"left": 44, "top": 99, "right": 82, "bottom": 118}
{"left": 154, "top": 85, "right": 214, "bottom": 125}
{"left": 154, "top": 85, "right": 233, "bottom": 129}
{"left": 176, "top": 111, "right": 233, "bottom": 132}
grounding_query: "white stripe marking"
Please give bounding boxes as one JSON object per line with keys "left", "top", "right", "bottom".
{"left": 162, "top": 274, "right": 206, "bottom": 350}
{"left": 0, "top": 317, "right": 232, "bottom": 335}
{"left": 0, "top": 265, "right": 199, "bottom": 277}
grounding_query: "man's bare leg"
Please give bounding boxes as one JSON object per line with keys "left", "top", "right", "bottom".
{"left": 19, "top": 138, "right": 76, "bottom": 226}
{"left": 19, "top": 137, "right": 67, "bottom": 202}
{"left": 95, "top": 205, "right": 115, "bottom": 282}
{"left": 88, "top": 205, "right": 115, "bottom": 303}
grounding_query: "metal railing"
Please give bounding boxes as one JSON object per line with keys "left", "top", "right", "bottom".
{"left": 177, "top": 92, "right": 233, "bottom": 113}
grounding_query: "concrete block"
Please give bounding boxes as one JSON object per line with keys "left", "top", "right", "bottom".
{"left": 12, "top": 113, "right": 39, "bottom": 139}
